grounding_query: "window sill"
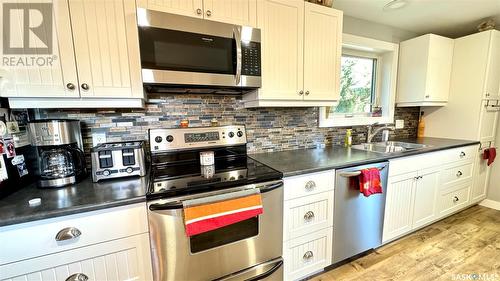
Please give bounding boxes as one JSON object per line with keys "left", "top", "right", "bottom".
{"left": 318, "top": 108, "right": 393, "bottom": 127}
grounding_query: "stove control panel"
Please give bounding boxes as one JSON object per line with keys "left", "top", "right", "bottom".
{"left": 149, "top": 126, "right": 247, "bottom": 153}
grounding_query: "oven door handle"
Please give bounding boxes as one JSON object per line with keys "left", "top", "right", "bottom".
{"left": 214, "top": 257, "right": 283, "bottom": 281}
{"left": 233, "top": 26, "right": 242, "bottom": 86}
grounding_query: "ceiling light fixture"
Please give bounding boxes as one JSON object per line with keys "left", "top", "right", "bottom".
{"left": 383, "top": 0, "right": 408, "bottom": 11}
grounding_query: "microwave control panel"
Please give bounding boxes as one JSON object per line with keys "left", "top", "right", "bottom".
{"left": 241, "top": 42, "right": 261, "bottom": 76}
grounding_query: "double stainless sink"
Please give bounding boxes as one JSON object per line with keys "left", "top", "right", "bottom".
{"left": 352, "top": 141, "right": 429, "bottom": 154}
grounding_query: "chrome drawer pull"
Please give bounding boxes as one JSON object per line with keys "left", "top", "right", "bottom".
{"left": 305, "top": 181, "right": 316, "bottom": 191}
{"left": 55, "top": 227, "right": 82, "bottom": 242}
{"left": 456, "top": 171, "right": 463, "bottom": 177}
{"left": 304, "top": 211, "right": 315, "bottom": 222}
{"left": 453, "top": 196, "right": 459, "bottom": 203}
{"left": 303, "top": 251, "right": 314, "bottom": 261}
{"left": 460, "top": 151, "right": 466, "bottom": 158}
{"left": 65, "top": 273, "right": 88, "bottom": 281}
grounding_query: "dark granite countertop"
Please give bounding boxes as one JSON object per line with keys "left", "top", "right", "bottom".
{"left": 250, "top": 137, "right": 480, "bottom": 177}
{"left": 0, "top": 175, "right": 148, "bottom": 227}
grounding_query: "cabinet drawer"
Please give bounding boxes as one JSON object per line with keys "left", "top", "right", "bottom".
{"left": 0, "top": 203, "right": 148, "bottom": 265}
{"left": 438, "top": 183, "right": 471, "bottom": 217}
{"left": 0, "top": 233, "right": 152, "bottom": 281}
{"left": 283, "top": 191, "right": 334, "bottom": 241}
{"left": 284, "top": 228, "right": 332, "bottom": 281}
{"left": 284, "top": 170, "right": 335, "bottom": 200}
{"left": 439, "top": 162, "right": 473, "bottom": 191}
{"left": 389, "top": 145, "right": 477, "bottom": 176}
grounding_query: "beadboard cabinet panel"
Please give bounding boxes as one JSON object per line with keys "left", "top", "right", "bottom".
{"left": 136, "top": 0, "right": 204, "bottom": 18}
{"left": 69, "top": 0, "right": 143, "bottom": 98}
{"left": 0, "top": 0, "right": 79, "bottom": 98}
{"left": 303, "top": 2, "right": 341, "bottom": 102}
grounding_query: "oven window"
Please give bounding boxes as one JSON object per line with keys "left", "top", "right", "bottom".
{"left": 139, "top": 27, "right": 236, "bottom": 75}
{"left": 189, "top": 217, "right": 258, "bottom": 253}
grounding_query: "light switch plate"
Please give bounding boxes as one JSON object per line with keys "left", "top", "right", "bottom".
{"left": 92, "top": 132, "right": 106, "bottom": 147}
{"left": 395, "top": 119, "right": 404, "bottom": 129}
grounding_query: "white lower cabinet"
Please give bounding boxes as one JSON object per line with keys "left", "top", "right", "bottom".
{"left": 0, "top": 234, "right": 152, "bottom": 281}
{"left": 283, "top": 228, "right": 332, "bottom": 281}
{"left": 282, "top": 170, "right": 335, "bottom": 281}
{"left": 383, "top": 145, "right": 478, "bottom": 244}
{"left": 0, "top": 203, "right": 152, "bottom": 281}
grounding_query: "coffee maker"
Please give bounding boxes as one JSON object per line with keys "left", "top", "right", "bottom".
{"left": 28, "top": 119, "right": 87, "bottom": 188}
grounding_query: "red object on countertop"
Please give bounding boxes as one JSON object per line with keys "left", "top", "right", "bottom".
{"left": 483, "top": 147, "right": 497, "bottom": 166}
{"left": 358, "top": 168, "right": 383, "bottom": 197}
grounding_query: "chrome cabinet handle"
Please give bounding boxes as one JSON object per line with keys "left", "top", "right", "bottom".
{"left": 305, "top": 91, "right": 310, "bottom": 96}
{"left": 456, "top": 171, "right": 463, "bottom": 177}
{"left": 55, "top": 227, "right": 82, "bottom": 241}
{"left": 65, "top": 273, "right": 88, "bottom": 281}
{"left": 206, "top": 10, "right": 212, "bottom": 17}
{"left": 453, "top": 196, "right": 459, "bottom": 203}
{"left": 299, "top": 90, "right": 304, "bottom": 96}
{"left": 81, "top": 83, "right": 89, "bottom": 91}
{"left": 425, "top": 95, "right": 430, "bottom": 98}
{"left": 305, "top": 180, "right": 316, "bottom": 191}
{"left": 303, "top": 251, "right": 314, "bottom": 261}
{"left": 196, "top": 8, "right": 202, "bottom": 15}
{"left": 486, "top": 92, "right": 490, "bottom": 97}
{"left": 66, "top": 83, "right": 75, "bottom": 90}
{"left": 304, "top": 211, "right": 315, "bottom": 222}
{"left": 460, "top": 151, "right": 466, "bottom": 158}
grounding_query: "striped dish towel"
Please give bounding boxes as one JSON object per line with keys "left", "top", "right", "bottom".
{"left": 183, "top": 188, "right": 263, "bottom": 237}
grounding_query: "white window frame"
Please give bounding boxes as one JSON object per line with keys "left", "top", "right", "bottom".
{"left": 319, "top": 34, "right": 399, "bottom": 127}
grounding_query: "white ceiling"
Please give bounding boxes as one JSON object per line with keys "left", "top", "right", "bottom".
{"left": 333, "top": 0, "right": 500, "bottom": 38}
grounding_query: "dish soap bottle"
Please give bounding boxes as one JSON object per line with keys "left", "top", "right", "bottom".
{"left": 345, "top": 129, "right": 352, "bottom": 147}
{"left": 417, "top": 111, "right": 425, "bottom": 138}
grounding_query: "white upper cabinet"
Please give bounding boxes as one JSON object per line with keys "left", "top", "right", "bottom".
{"left": 0, "top": 0, "right": 79, "bottom": 98}
{"left": 303, "top": 2, "right": 342, "bottom": 102}
{"left": 137, "top": 0, "right": 257, "bottom": 27}
{"left": 136, "top": 0, "right": 204, "bottom": 18}
{"left": 484, "top": 31, "right": 500, "bottom": 99}
{"left": 69, "top": 0, "right": 143, "bottom": 98}
{"left": 396, "top": 34, "right": 454, "bottom": 107}
{"left": 243, "top": 0, "right": 342, "bottom": 107}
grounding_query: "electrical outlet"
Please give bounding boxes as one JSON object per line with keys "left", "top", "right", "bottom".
{"left": 395, "top": 119, "right": 404, "bottom": 129}
{"left": 92, "top": 132, "right": 106, "bottom": 146}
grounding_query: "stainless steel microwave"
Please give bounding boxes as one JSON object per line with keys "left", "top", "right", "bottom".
{"left": 137, "top": 8, "right": 261, "bottom": 93}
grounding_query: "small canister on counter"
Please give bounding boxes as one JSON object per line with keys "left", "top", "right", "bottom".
{"left": 199, "top": 151, "right": 215, "bottom": 166}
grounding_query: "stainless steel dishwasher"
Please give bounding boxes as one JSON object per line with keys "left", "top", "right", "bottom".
{"left": 333, "top": 162, "right": 389, "bottom": 264}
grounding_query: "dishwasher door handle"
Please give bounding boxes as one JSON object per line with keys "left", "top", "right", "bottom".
{"left": 338, "top": 165, "right": 387, "bottom": 178}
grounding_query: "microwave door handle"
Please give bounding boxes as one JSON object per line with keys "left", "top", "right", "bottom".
{"left": 233, "top": 26, "right": 242, "bottom": 86}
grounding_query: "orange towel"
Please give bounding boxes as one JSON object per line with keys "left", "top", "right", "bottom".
{"left": 183, "top": 189, "right": 263, "bottom": 236}
{"left": 358, "top": 168, "right": 383, "bottom": 197}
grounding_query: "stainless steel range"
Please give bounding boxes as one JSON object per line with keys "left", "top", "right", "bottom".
{"left": 147, "top": 125, "right": 284, "bottom": 281}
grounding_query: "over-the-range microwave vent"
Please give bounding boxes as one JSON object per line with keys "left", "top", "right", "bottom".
{"left": 143, "top": 84, "right": 256, "bottom": 95}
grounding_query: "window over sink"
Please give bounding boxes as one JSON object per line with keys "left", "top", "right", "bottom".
{"left": 319, "top": 34, "right": 399, "bottom": 127}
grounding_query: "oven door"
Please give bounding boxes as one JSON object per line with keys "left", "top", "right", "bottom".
{"left": 137, "top": 8, "right": 260, "bottom": 88}
{"left": 147, "top": 180, "right": 283, "bottom": 281}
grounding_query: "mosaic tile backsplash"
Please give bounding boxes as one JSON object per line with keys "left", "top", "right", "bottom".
{"left": 36, "top": 94, "right": 420, "bottom": 157}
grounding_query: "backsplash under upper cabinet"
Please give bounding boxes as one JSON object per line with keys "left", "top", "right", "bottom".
{"left": 35, "top": 93, "right": 420, "bottom": 156}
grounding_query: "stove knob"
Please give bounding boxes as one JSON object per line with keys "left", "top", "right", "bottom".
{"left": 126, "top": 167, "right": 133, "bottom": 174}
{"left": 154, "top": 136, "right": 162, "bottom": 143}
{"left": 166, "top": 135, "right": 174, "bottom": 142}
{"left": 237, "top": 131, "right": 243, "bottom": 137}
{"left": 228, "top": 132, "right": 235, "bottom": 138}
{"left": 103, "top": 170, "right": 111, "bottom": 176}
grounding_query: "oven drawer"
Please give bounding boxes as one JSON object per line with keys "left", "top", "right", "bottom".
{"left": 438, "top": 182, "right": 471, "bottom": 217}
{"left": 283, "top": 227, "right": 332, "bottom": 281}
{"left": 283, "top": 191, "right": 334, "bottom": 241}
{"left": 0, "top": 203, "right": 148, "bottom": 265}
{"left": 439, "top": 162, "right": 473, "bottom": 191}
{"left": 284, "top": 170, "right": 335, "bottom": 200}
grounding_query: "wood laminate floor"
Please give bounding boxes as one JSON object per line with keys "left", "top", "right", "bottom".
{"left": 310, "top": 205, "right": 500, "bottom": 281}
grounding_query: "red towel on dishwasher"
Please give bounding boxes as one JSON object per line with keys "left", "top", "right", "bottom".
{"left": 483, "top": 147, "right": 497, "bottom": 166}
{"left": 359, "top": 168, "right": 383, "bottom": 197}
